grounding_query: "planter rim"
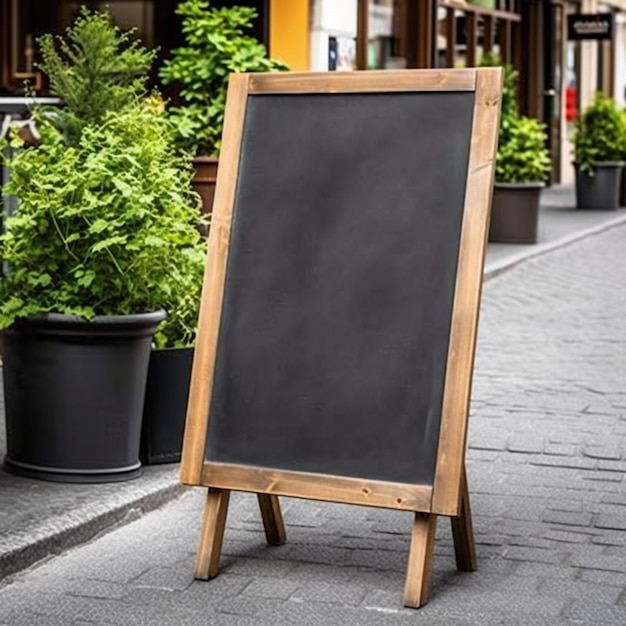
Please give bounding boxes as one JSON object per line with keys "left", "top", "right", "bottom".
{"left": 573, "top": 161, "right": 626, "bottom": 168}
{"left": 495, "top": 182, "right": 545, "bottom": 190}
{"left": 9, "top": 309, "right": 166, "bottom": 332}
{"left": 152, "top": 344, "right": 195, "bottom": 353}
{"left": 192, "top": 155, "right": 219, "bottom": 165}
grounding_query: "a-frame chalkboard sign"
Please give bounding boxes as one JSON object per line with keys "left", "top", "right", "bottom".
{"left": 180, "top": 68, "right": 502, "bottom": 608}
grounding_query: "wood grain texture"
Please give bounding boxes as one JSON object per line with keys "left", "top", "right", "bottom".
{"left": 450, "top": 466, "right": 477, "bottom": 571}
{"left": 179, "top": 74, "right": 251, "bottom": 486}
{"left": 194, "top": 488, "right": 231, "bottom": 580}
{"left": 431, "top": 67, "right": 503, "bottom": 516}
{"left": 247, "top": 69, "right": 476, "bottom": 94}
{"left": 257, "top": 494, "right": 286, "bottom": 546}
{"left": 403, "top": 513, "right": 438, "bottom": 608}
{"left": 202, "top": 463, "right": 433, "bottom": 512}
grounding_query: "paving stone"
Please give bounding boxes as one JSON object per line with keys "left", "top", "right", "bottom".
{"left": 561, "top": 600, "right": 626, "bottom": 625}
{"left": 543, "top": 510, "right": 593, "bottom": 528}
{"left": 513, "top": 562, "right": 578, "bottom": 580}
{"left": 536, "top": 578, "right": 621, "bottom": 605}
{"left": 543, "top": 443, "right": 578, "bottom": 456}
{"left": 240, "top": 577, "right": 301, "bottom": 600}
{"left": 570, "top": 552, "right": 626, "bottom": 573}
{"left": 0, "top": 611, "right": 71, "bottom": 626}
{"left": 602, "top": 492, "right": 626, "bottom": 506}
{"left": 593, "top": 514, "right": 626, "bottom": 531}
{"left": 502, "top": 546, "right": 567, "bottom": 565}
{"left": 542, "top": 529, "right": 592, "bottom": 544}
{"left": 466, "top": 449, "right": 500, "bottom": 462}
{"left": 131, "top": 566, "right": 195, "bottom": 592}
{"left": 597, "top": 459, "right": 626, "bottom": 472}
{"left": 291, "top": 581, "right": 367, "bottom": 606}
{"left": 590, "top": 533, "right": 626, "bottom": 548}
{"left": 528, "top": 456, "right": 597, "bottom": 470}
{"left": 583, "top": 446, "right": 622, "bottom": 460}
{"left": 507, "top": 436, "right": 546, "bottom": 454}
{"left": 216, "top": 595, "right": 286, "bottom": 618}
{"left": 583, "top": 471, "right": 624, "bottom": 483}
{"left": 218, "top": 556, "right": 296, "bottom": 579}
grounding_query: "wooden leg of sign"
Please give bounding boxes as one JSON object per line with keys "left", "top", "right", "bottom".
{"left": 403, "top": 513, "right": 438, "bottom": 608}
{"left": 195, "top": 487, "right": 231, "bottom": 580}
{"left": 257, "top": 494, "right": 286, "bottom": 545}
{"left": 450, "top": 466, "right": 477, "bottom": 572}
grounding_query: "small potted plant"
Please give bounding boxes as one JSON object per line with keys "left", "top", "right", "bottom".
{"left": 0, "top": 9, "right": 203, "bottom": 482}
{"left": 573, "top": 93, "right": 626, "bottom": 210}
{"left": 158, "top": 0, "right": 288, "bottom": 222}
{"left": 479, "top": 55, "right": 551, "bottom": 244}
{"left": 489, "top": 113, "right": 551, "bottom": 244}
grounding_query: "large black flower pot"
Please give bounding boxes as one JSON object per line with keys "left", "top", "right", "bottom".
{"left": 575, "top": 162, "right": 624, "bottom": 210}
{"left": 1, "top": 311, "right": 165, "bottom": 483}
{"left": 140, "top": 346, "right": 193, "bottom": 465}
{"left": 489, "top": 182, "right": 544, "bottom": 244}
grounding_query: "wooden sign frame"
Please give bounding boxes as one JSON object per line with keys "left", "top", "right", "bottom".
{"left": 180, "top": 68, "right": 502, "bottom": 608}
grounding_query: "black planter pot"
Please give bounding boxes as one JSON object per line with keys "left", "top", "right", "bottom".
{"left": 488, "top": 182, "right": 544, "bottom": 244}
{"left": 575, "top": 162, "right": 624, "bottom": 210}
{"left": 140, "top": 346, "right": 194, "bottom": 465}
{"left": 1, "top": 311, "right": 165, "bottom": 483}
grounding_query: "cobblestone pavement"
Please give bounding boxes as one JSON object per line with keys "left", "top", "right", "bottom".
{"left": 0, "top": 225, "right": 625, "bottom": 625}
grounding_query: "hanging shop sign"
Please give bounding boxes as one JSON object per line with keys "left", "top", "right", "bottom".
{"left": 567, "top": 13, "right": 614, "bottom": 41}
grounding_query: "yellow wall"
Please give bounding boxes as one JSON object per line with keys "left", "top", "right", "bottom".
{"left": 269, "top": 0, "right": 310, "bottom": 70}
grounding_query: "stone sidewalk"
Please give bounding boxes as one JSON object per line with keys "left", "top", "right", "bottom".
{"left": 0, "top": 186, "right": 625, "bottom": 624}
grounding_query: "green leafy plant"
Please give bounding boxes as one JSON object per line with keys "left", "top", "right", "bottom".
{"left": 496, "top": 115, "right": 551, "bottom": 183}
{"left": 0, "top": 9, "right": 206, "bottom": 346}
{"left": 573, "top": 93, "right": 626, "bottom": 175}
{"left": 37, "top": 7, "right": 156, "bottom": 146}
{"left": 159, "top": 0, "right": 288, "bottom": 156}
{"left": 0, "top": 105, "right": 205, "bottom": 336}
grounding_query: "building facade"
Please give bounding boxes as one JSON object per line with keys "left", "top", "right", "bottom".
{"left": 2, "top": 0, "right": 626, "bottom": 183}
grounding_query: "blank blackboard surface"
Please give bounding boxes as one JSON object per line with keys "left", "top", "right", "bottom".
{"left": 205, "top": 91, "right": 474, "bottom": 486}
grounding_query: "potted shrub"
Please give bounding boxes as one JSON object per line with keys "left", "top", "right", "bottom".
{"left": 490, "top": 114, "right": 551, "bottom": 244}
{"left": 140, "top": 244, "right": 206, "bottom": 465}
{"left": 0, "top": 9, "right": 203, "bottom": 482}
{"left": 479, "top": 55, "right": 551, "bottom": 244}
{"left": 573, "top": 93, "right": 626, "bottom": 210}
{"left": 158, "top": 0, "right": 288, "bottom": 225}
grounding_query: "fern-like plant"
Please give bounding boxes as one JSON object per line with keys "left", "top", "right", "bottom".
{"left": 37, "top": 7, "right": 155, "bottom": 145}
{"left": 159, "top": 0, "right": 288, "bottom": 156}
